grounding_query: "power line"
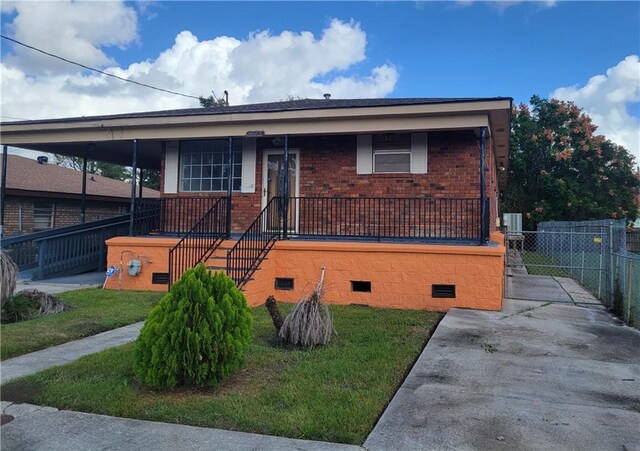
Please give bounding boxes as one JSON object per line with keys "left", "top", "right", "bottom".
{"left": 1, "top": 34, "right": 201, "bottom": 100}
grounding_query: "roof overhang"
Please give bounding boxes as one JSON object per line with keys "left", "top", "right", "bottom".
{"left": 0, "top": 99, "right": 512, "bottom": 186}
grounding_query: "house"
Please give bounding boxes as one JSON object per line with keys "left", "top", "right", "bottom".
{"left": 0, "top": 154, "right": 159, "bottom": 236}
{"left": 0, "top": 97, "right": 512, "bottom": 311}
{"left": 0, "top": 154, "right": 159, "bottom": 237}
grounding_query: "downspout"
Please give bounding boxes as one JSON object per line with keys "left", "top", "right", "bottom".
{"left": 129, "top": 139, "right": 138, "bottom": 236}
{"left": 480, "top": 127, "right": 488, "bottom": 245}
{"left": 80, "top": 156, "right": 87, "bottom": 223}
{"left": 226, "top": 137, "right": 233, "bottom": 238}
{"left": 0, "top": 145, "right": 7, "bottom": 237}
{"left": 282, "top": 134, "right": 289, "bottom": 240}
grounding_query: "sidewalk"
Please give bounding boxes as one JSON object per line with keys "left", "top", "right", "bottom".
{"left": 1, "top": 322, "right": 143, "bottom": 384}
{"left": 16, "top": 271, "right": 105, "bottom": 295}
{"left": 1, "top": 402, "right": 361, "bottom": 451}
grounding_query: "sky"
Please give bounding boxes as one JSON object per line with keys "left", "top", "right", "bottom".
{"left": 0, "top": 0, "right": 639, "bottom": 163}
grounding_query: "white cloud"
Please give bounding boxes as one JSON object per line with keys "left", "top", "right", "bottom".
{"left": 1, "top": 11, "right": 397, "bottom": 123}
{"left": 2, "top": 0, "right": 139, "bottom": 73}
{"left": 552, "top": 55, "right": 640, "bottom": 164}
{"left": 456, "top": 0, "right": 556, "bottom": 10}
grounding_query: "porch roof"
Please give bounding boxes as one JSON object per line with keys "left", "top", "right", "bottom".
{"left": 0, "top": 97, "right": 512, "bottom": 183}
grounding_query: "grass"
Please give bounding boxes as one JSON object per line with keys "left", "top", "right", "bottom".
{"left": 0, "top": 289, "right": 163, "bottom": 360}
{"left": 1, "top": 304, "right": 442, "bottom": 445}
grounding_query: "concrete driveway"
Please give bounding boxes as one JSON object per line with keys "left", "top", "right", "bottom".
{"left": 365, "top": 299, "right": 640, "bottom": 450}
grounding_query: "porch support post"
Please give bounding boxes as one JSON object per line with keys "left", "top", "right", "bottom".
{"left": 282, "top": 134, "right": 289, "bottom": 240}
{"left": 129, "top": 139, "right": 138, "bottom": 236}
{"left": 226, "top": 137, "right": 233, "bottom": 238}
{"left": 138, "top": 168, "right": 144, "bottom": 198}
{"left": 80, "top": 156, "right": 87, "bottom": 223}
{"left": 480, "top": 127, "right": 488, "bottom": 245}
{"left": 0, "top": 145, "right": 7, "bottom": 237}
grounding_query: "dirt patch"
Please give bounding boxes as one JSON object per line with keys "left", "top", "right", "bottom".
{"left": 0, "top": 414, "right": 14, "bottom": 425}
{"left": 1, "top": 379, "right": 42, "bottom": 404}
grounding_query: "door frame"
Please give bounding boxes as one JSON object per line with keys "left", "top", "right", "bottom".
{"left": 261, "top": 148, "right": 301, "bottom": 232}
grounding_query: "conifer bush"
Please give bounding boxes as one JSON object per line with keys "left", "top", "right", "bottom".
{"left": 133, "top": 264, "right": 253, "bottom": 389}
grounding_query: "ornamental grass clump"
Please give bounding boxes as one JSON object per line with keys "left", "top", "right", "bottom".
{"left": 278, "top": 267, "right": 335, "bottom": 348}
{"left": 133, "top": 264, "right": 252, "bottom": 389}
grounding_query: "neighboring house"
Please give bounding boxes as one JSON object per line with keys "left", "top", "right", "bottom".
{"left": 0, "top": 97, "right": 511, "bottom": 312}
{"left": 0, "top": 154, "right": 159, "bottom": 236}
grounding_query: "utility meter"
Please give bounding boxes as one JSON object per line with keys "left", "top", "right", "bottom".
{"left": 127, "top": 259, "right": 142, "bottom": 276}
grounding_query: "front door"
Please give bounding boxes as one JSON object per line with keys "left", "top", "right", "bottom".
{"left": 262, "top": 150, "right": 299, "bottom": 232}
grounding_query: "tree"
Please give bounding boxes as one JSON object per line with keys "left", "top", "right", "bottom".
{"left": 141, "top": 170, "right": 160, "bottom": 190}
{"left": 199, "top": 90, "right": 228, "bottom": 108}
{"left": 502, "top": 96, "right": 639, "bottom": 230}
{"left": 52, "top": 155, "right": 129, "bottom": 182}
{"left": 52, "top": 155, "right": 159, "bottom": 190}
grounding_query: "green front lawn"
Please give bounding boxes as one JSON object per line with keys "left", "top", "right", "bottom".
{"left": 1, "top": 305, "right": 442, "bottom": 445}
{"left": 0, "top": 289, "right": 163, "bottom": 360}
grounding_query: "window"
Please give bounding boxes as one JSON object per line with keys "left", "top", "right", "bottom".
{"left": 180, "top": 139, "right": 243, "bottom": 192}
{"left": 33, "top": 203, "right": 54, "bottom": 230}
{"left": 372, "top": 133, "right": 412, "bottom": 173}
{"left": 374, "top": 152, "right": 411, "bottom": 173}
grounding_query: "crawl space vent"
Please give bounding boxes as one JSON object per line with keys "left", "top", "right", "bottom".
{"left": 432, "top": 284, "right": 456, "bottom": 298}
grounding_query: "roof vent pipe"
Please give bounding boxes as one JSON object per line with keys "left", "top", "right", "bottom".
{"left": 37, "top": 156, "right": 48, "bottom": 164}
{"left": 323, "top": 93, "right": 331, "bottom": 100}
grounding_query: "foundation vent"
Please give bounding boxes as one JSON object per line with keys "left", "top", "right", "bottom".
{"left": 432, "top": 284, "right": 456, "bottom": 298}
{"left": 275, "top": 277, "right": 294, "bottom": 290}
{"left": 351, "top": 281, "right": 371, "bottom": 292}
{"left": 152, "top": 272, "right": 169, "bottom": 285}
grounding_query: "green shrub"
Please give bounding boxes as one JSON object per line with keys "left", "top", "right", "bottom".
{"left": 133, "top": 264, "right": 253, "bottom": 389}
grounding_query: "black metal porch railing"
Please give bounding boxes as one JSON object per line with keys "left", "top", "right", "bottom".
{"left": 291, "top": 196, "right": 483, "bottom": 242}
{"left": 226, "top": 197, "right": 282, "bottom": 288}
{"left": 1, "top": 215, "right": 130, "bottom": 279}
{"left": 133, "top": 197, "right": 225, "bottom": 236}
{"left": 168, "top": 197, "right": 228, "bottom": 286}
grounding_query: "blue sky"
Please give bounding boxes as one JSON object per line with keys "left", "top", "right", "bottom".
{"left": 1, "top": 1, "right": 639, "bottom": 159}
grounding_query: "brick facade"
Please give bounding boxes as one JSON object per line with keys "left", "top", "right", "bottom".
{"left": 160, "top": 130, "right": 500, "bottom": 238}
{"left": 2, "top": 196, "right": 127, "bottom": 237}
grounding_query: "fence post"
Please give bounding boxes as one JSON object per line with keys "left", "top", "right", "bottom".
{"left": 625, "top": 256, "right": 633, "bottom": 324}
{"left": 608, "top": 222, "right": 614, "bottom": 305}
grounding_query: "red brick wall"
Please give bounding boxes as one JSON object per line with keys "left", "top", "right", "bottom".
{"left": 160, "top": 131, "right": 500, "bottom": 237}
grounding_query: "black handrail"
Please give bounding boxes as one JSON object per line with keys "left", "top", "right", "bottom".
{"left": 226, "top": 197, "right": 282, "bottom": 288}
{"left": 167, "top": 197, "right": 228, "bottom": 286}
{"left": 291, "top": 196, "right": 482, "bottom": 242}
{"left": 133, "top": 197, "right": 224, "bottom": 236}
{"left": 1, "top": 214, "right": 130, "bottom": 271}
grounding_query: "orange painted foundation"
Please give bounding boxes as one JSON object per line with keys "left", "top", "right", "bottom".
{"left": 104, "top": 237, "right": 179, "bottom": 292}
{"left": 105, "top": 235, "right": 505, "bottom": 312}
{"left": 243, "top": 239, "right": 505, "bottom": 312}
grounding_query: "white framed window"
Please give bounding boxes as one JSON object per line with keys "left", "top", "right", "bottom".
{"left": 33, "top": 202, "right": 54, "bottom": 230}
{"left": 179, "top": 139, "right": 243, "bottom": 192}
{"left": 372, "top": 133, "right": 412, "bottom": 174}
{"left": 357, "top": 133, "right": 428, "bottom": 175}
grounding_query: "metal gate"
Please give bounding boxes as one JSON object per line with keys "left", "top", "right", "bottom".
{"left": 505, "top": 229, "right": 610, "bottom": 303}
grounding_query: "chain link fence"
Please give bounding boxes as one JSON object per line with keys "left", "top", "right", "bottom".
{"left": 518, "top": 219, "right": 637, "bottom": 329}
{"left": 613, "top": 251, "right": 639, "bottom": 328}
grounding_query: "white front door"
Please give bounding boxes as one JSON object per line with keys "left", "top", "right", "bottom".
{"left": 262, "top": 149, "right": 299, "bottom": 232}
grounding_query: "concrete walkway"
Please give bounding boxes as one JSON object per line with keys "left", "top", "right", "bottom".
{"left": 1, "top": 322, "right": 143, "bottom": 384}
{"left": 364, "top": 299, "right": 640, "bottom": 450}
{"left": 16, "top": 271, "right": 105, "bottom": 295}
{"left": 0, "top": 402, "right": 361, "bottom": 451}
